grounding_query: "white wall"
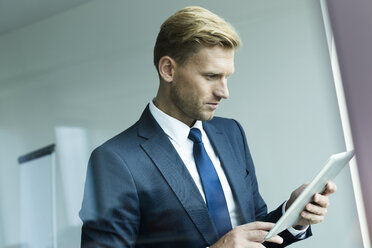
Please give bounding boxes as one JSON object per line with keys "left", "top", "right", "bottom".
{"left": 0, "top": 0, "right": 363, "bottom": 247}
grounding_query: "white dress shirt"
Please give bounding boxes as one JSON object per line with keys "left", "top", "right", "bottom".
{"left": 149, "top": 101, "right": 307, "bottom": 237}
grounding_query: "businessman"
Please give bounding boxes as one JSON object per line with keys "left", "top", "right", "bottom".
{"left": 80, "top": 6, "right": 336, "bottom": 248}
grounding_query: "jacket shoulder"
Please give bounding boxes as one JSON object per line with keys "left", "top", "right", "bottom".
{"left": 93, "top": 120, "right": 141, "bottom": 155}
{"left": 206, "top": 116, "right": 244, "bottom": 135}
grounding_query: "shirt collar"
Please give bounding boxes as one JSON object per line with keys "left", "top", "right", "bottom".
{"left": 149, "top": 100, "right": 203, "bottom": 145}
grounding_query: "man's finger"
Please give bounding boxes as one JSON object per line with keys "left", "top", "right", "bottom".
{"left": 313, "top": 193, "right": 330, "bottom": 208}
{"left": 238, "top": 222, "right": 283, "bottom": 244}
{"left": 241, "top": 221, "right": 275, "bottom": 231}
{"left": 305, "top": 202, "right": 327, "bottom": 216}
{"left": 322, "top": 181, "right": 337, "bottom": 196}
{"left": 301, "top": 210, "right": 325, "bottom": 224}
{"left": 264, "top": 234, "right": 284, "bottom": 244}
{"left": 246, "top": 230, "right": 283, "bottom": 244}
{"left": 246, "top": 230, "right": 269, "bottom": 242}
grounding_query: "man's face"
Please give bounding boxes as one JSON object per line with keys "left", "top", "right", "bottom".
{"left": 167, "top": 46, "right": 235, "bottom": 126}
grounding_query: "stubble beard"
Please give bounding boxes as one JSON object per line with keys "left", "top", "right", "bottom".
{"left": 170, "top": 85, "right": 214, "bottom": 123}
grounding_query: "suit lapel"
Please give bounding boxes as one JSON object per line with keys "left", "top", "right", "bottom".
{"left": 203, "top": 121, "right": 253, "bottom": 224}
{"left": 138, "top": 106, "right": 219, "bottom": 245}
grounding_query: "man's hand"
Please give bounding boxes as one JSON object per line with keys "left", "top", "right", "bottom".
{"left": 286, "top": 181, "right": 337, "bottom": 229}
{"left": 210, "top": 222, "right": 283, "bottom": 248}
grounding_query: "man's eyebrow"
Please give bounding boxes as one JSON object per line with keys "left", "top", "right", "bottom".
{"left": 202, "top": 72, "right": 233, "bottom": 76}
{"left": 203, "top": 72, "right": 222, "bottom": 76}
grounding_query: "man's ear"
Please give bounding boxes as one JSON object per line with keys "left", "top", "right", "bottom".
{"left": 158, "top": 56, "right": 176, "bottom": 83}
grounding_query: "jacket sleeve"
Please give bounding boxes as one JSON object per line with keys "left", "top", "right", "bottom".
{"left": 262, "top": 203, "right": 312, "bottom": 247}
{"left": 233, "top": 120, "right": 312, "bottom": 247}
{"left": 79, "top": 146, "right": 140, "bottom": 248}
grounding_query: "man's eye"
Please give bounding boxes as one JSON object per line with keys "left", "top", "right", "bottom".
{"left": 206, "top": 74, "right": 219, "bottom": 80}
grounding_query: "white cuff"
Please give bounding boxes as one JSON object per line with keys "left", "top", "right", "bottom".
{"left": 282, "top": 201, "right": 308, "bottom": 238}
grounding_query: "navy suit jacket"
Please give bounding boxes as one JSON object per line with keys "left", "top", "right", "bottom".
{"left": 80, "top": 106, "right": 311, "bottom": 247}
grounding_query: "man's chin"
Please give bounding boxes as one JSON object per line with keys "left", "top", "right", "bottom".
{"left": 199, "top": 113, "right": 215, "bottom": 121}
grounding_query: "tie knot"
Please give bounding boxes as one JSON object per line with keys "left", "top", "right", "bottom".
{"left": 188, "top": 128, "right": 202, "bottom": 143}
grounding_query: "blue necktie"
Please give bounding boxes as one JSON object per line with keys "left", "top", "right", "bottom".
{"left": 188, "top": 128, "right": 232, "bottom": 238}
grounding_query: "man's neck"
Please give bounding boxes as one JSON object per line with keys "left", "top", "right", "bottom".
{"left": 152, "top": 97, "right": 195, "bottom": 127}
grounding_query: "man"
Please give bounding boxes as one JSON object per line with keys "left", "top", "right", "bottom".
{"left": 80, "top": 6, "right": 336, "bottom": 248}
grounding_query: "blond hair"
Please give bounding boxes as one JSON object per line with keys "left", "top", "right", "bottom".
{"left": 153, "top": 6, "right": 241, "bottom": 71}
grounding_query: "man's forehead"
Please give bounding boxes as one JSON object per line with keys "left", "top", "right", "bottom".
{"left": 189, "top": 47, "right": 235, "bottom": 72}
{"left": 193, "top": 46, "right": 235, "bottom": 57}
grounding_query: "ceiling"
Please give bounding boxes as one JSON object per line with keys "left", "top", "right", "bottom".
{"left": 0, "top": 0, "right": 93, "bottom": 36}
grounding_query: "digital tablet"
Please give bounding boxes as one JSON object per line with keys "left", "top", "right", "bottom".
{"left": 264, "top": 150, "right": 355, "bottom": 241}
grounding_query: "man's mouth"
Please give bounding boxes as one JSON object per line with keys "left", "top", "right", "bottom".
{"left": 206, "top": 102, "right": 219, "bottom": 110}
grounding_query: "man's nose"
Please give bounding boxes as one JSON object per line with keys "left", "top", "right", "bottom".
{"left": 214, "top": 78, "right": 229, "bottom": 99}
